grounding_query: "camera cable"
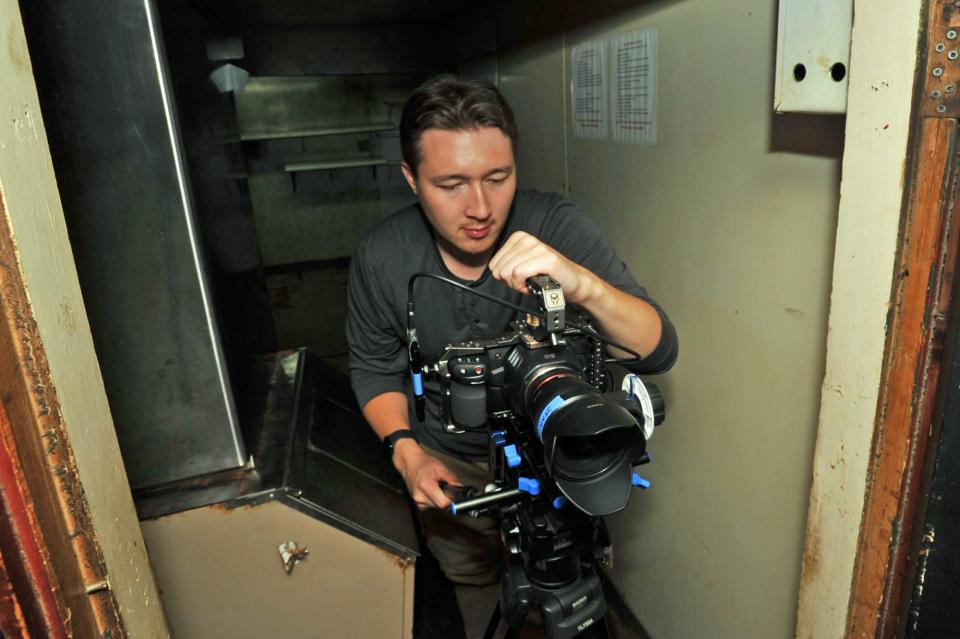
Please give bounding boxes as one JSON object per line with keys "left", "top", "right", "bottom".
{"left": 406, "top": 272, "right": 645, "bottom": 365}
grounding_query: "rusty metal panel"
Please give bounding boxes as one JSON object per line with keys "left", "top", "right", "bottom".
{"left": 923, "top": 1, "right": 960, "bottom": 117}
{"left": 141, "top": 499, "right": 413, "bottom": 639}
{"left": 136, "top": 351, "right": 417, "bottom": 637}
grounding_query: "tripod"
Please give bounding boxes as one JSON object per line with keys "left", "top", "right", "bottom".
{"left": 481, "top": 505, "right": 613, "bottom": 639}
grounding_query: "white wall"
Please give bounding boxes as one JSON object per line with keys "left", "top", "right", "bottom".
{"left": 499, "top": 1, "right": 843, "bottom": 636}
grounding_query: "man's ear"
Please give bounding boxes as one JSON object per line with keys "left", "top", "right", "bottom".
{"left": 400, "top": 162, "right": 418, "bottom": 194}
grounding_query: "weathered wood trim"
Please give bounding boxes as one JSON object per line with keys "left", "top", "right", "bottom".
{"left": 846, "top": 117, "right": 960, "bottom": 637}
{"left": 847, "top": 117, "right": 960, "bottom": 633}
{"left": 0, "top": 402, "right": 69, "bottom": 638}
{"left": 795, "top": 2, "right": 925, "bottom": 635}
{"left": 2, "top": 2, "right": 168, "bottom": 635}
{"left": 842, "top": 2, "right": 960, "bottom": 636}
{"left": 0, "top": 545, "right": 29, "bottom": 638}
{"left": 0, "top": 196, "right": 123, "bottom": 637}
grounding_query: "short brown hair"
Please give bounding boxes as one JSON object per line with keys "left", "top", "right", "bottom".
{"left": 399, "top": 75, "right": 519, "bottom": 175}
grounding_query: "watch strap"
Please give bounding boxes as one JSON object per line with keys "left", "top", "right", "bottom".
{"left": 383, "top": 429, "right": 419, "bottom": 458}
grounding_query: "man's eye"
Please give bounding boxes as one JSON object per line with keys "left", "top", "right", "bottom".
{"left": 487, "top": 177, "right": 506, "bottom": 185}
{"left": 439, "top": 183, "right": 462, "bottom": 191}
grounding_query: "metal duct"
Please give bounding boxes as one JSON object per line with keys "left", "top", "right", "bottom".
{"left": 19, "top": 0, "right": 246, "bottom": 489}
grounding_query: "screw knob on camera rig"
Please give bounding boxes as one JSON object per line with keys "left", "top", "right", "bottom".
{"left": 526, "top": 275, "right": 566, "bottom": 343}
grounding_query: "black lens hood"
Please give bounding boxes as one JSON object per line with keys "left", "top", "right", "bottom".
{"left": 541, "top": 400, "right": 641, "bottom": 516}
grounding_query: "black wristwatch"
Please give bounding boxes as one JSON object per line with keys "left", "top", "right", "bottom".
{"left": 382, "top": 429, "right": 419, "bottom": 459}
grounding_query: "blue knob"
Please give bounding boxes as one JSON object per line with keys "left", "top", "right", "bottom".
{"left": 553, "top": 496, "right": 567, "bottom": 510}
{"left": 504, "top": 444, "right": 521, "bottom": 468}
{"left": 631, "top": 473, "right": 651, "bottom": 489}
{"left": 518, "top": 477, "right": 541, "bottom": 495}
{"left": 412, "top": 372, "right": 423, "bottom": 396}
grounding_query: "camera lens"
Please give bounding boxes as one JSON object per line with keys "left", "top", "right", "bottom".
{"left": 554, "top": 429, "right": 632, "bottom": 480}
{"left": 561, "top": 434, "right": 605, "bottom": 459}
{"left": 524, "top": 370, "right": 644, "bottom": 515}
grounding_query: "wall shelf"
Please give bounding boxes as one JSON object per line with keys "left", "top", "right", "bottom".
{"left": 240, "top": 123, "right": 396, "bottom": 142}
{"left": 284, "top": 157, "right": 394, "bottom": 172}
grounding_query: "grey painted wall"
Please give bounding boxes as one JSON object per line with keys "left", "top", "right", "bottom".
{"left": 497, "top": 1, "right": 842, "bottom": 636}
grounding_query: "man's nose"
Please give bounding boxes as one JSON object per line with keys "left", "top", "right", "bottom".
{"left": 465, "top": 183, "right": 492, "bottom": 219}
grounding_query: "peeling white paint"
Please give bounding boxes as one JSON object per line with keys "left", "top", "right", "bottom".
{"left": 795, "top": 1, "right": 924, "bottom": 637}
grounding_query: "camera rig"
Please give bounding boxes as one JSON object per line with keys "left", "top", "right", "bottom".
{"left": 406, "top": 273, "right": 665, "bottom": 639}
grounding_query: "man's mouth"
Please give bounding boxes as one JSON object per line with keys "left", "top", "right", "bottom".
{"left": 463, "top": 226, "right": 491, "bottom": 240}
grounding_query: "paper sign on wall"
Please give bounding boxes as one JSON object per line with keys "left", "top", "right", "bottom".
{"left": 611, "top": 28, "right": 657, "bottom": 144}
{"left": 571, "top": 39, "right": 608, "bottom": 140}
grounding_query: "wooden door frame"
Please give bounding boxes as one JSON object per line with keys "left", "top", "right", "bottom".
{"left": 0, "top": 194, "right": 122, "bottom": 637}
{"left": 846, "top": 120, "right": 960, "bottom": 637}
{"left": 795, "top": 1, "right": 945, "bottom": 637}
{"left": 845, "top": 2, "right": 960, "bottom": 637}
{"left": 0, "top": 400, "right": 71, "bottom": 638}
{"left": 0, "top": 0, "right": 169, "bottom": 635}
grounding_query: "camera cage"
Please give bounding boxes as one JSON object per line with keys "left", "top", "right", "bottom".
{"left": 404, "top": 272, "right": 665, "bottom": 638}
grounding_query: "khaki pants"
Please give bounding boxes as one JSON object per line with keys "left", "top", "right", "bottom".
{"left": 419, "top": 447, "right": 504, "bottom": 639}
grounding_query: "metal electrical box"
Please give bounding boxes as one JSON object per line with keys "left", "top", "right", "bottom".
{"left": 774, "top": 0, "right": 854, "bottom": 114}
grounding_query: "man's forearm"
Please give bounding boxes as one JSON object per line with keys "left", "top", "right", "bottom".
{"left": 362, "top": 391, "right": 411, "bottom": 440}
{"left": 577, "top": 274, "right": 663, "bottom": 359}
{"left": 362, "top": 391, "right": 425, "bottom": 469}
{"left": 362, "top": 391, "right": 456, "bottom": 505}
{"left": 543, "top": 263, "right": 665, "bottom": 358}
{"left": 486, "top": 231, "right": 665, "bottom": 360}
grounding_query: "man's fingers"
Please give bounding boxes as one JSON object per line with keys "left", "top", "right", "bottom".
{"left": 413, "top": 466, "right": 460, "bottom": 510}
{"left": 438, "top": 468, "right": 461, "bottom": 488}
{"left": 490, "top": 231, "right": 534, "bottom": 274}
{"left": 493, "top": 251, "right": 537, "bottom": 290}
{"left": 423, "top": 481, "right": 452, "bottom": 509}
{"left": 504, "top": 257, "right": 551, "bottom": 293}
{"left": 491, "top": 231, "right": 527, "bottom": 262}
{"left": 413, "top": 485, "right": 445, "bottom": 510}
{"left": 412, "top": 492, "right": 433, "bottom": 510}
{"left": 491, "top": 239, "right": 565, "bottom": 294}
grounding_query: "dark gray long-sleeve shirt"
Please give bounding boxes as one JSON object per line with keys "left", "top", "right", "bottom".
{"left": 346, "top": 189, "right": 678, "bottom": 457}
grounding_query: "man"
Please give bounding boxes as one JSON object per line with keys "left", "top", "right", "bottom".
{"left": 347, "top": 76, "right": 677, "bottom": 637}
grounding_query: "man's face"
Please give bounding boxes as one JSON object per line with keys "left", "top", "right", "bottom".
{"left": 402, "top": 126, "right": 516, "bottom": 269}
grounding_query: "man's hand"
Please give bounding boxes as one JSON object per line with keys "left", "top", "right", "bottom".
{"left": 392, "top": 439, "right": 461, "bottom": 510}
{"left": 488, "top": 231, "right": 599, "bottom": 305}
{"left": 488, "top": 230, "right": 664, "bottom": 359}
